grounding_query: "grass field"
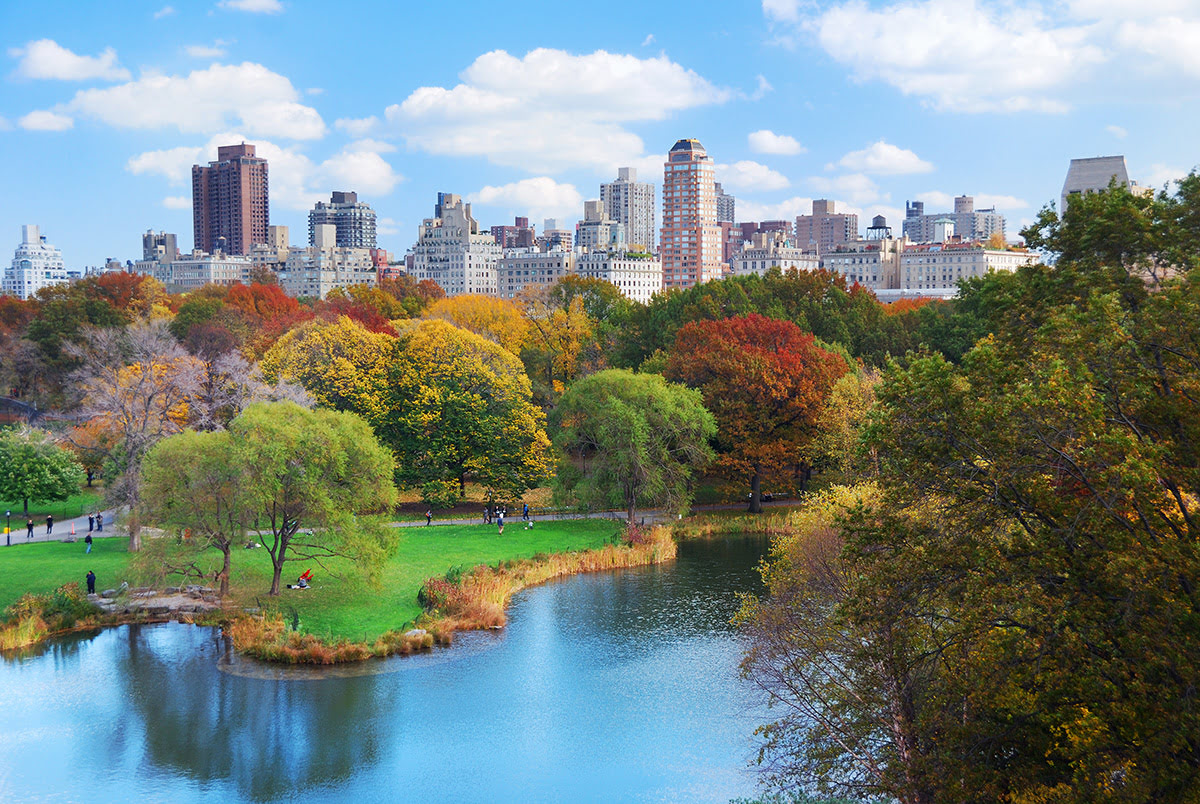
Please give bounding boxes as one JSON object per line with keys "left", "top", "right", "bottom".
{"left": 0, "top": 518, "right": 626, "bottom": 643}
{"left": 0, "top": 488, "right": 106, "bottom": 525}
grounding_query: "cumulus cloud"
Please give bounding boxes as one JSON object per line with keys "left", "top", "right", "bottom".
{"left": 334, "top": 116, "right": 379, "bottom": 137}
{"left": 762, "top": 0, "right": 803, "bottom": 23}
{"left": 1106, "top": 124, "right": 1128, "bottom": 138}
{"left": 716, "top": 160, "right": 790, "bottom": 192}
{"left": 154, "top": 6, "right": 177, "bottom": 19}
{"left": 808, "top": 173, "right": 884, "bottom": 205}
{"left": 737, "top": 195, "right": 815, "bottom": 221}
{"left": 1116, "top": 17, "right": 1200, "bottom": 78}
{"left": 835, "top": 141, "right": 933, "bottom": 175}
{"left": 186, "top": 41, "right": 229, "bottom": 59}
{"left": 386, "top": 48, "right": 729, "bottom": 174}
{"left": 162, "top": 196, "right": 191, "bottom": 209}
{"left": 376, "top": 217, "right": 401, "bottom": 237}
{"left": 469, "top": 177, "right": 584, "bottom": 222}
{"left": 9, "top": 39, "right": 131, "bottom": 81}
{"left": 912, "top": 190, "right": 1029, "bottom": 210}
{"left": 37, "top": 62, "right": 325, "bottom": 139}
{"left": 641, "top": 34, "right": 655, "bottom": 46}
{"left": 127, "top": 134, "right": 401, "bottom": 212}
{"left": 18, "top": 110, "right": 74, "bottom": 131}
{"left": 1143, "top": 163, "right": 1190, "bottom": 190}
{"left": 748, "top": 129, "right": 805, "bottom": 155}
{"left": 218, "top": 0, "right": 283, "bottom": 13}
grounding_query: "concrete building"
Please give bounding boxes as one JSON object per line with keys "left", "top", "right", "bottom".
{"left": 537, "top": 218, "right": 573, "bottom": 251}
{"left": 192, "top": 143, "right": 269, "bottom": 255}
{"left": 142, "top": 230, "right": 178, "bottom": 263}
{"left": 491, "top": 217, "right": 536, "bottom": 250}
{"left": 575, "top": 200, "right": 627, "bottom": 252}
{"left": 661, "top": 138, "right": 724, "bottom": 289}
{"left": 903, "top": 196, "right": 1005, "bottom": 243}
{"left": 1060, "top": 155, "right": 1150, "bottom": 215}
{"left": 5, "top": 226, "right": 67, "bottom": 299}
{"left": 166, "top": 250, "right": 253, "bottom": 292}
{"left": 410, "top": 193, "right": 502, "bottom": 296}
{"left": 497, "top": 246, "right": 575, "bottom": 299}
{"left": 277, "top": 224, "right": 377, "bottom": 299}
{"left": 795, "top": 199, "right": 858, "bottom": 255}
{"left": 600, "top": 167, "right": 656, "bottom": 251}
{"left": 899, "top": 241, "right": 1038, "bottom": 298}
{"left": 820, "top": 237, "right": 904, "bottom": 294}
{"left": 731, "top": 231, "right": 820, "bottom": 277}
{"left": 247, "top": 225, "right": 292, "bottom": 276}
{"left": 308, "top": 191, "right": 377, "bottom": 249}
{"left": 576, "top": 251, "right": 663, "bottom": 304}
{"left": 715, "top": 182, "right": 735, "bottom": 224}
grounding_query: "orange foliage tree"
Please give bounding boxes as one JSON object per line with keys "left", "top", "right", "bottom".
{"left": 665, "top": 314, "right": 850, "bottom": 512}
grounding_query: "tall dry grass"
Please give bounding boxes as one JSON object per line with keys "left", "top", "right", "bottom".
{"left": 418, "top": 525, "right": 677, "bottom": 636}
{"left": 672, "top": 511, "right": 801, "bottom": 540}
{"left": 0, "top": 584, "right": 100, "bottom": 651}
{"left": 228, "top": 614, "right": 437, "bottom": 664}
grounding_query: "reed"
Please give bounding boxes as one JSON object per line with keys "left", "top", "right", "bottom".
{"left": 229, "top": 613, "right": 437, "bottom": 663}
{"left": 672, "top": 510, "right": 801, "bottom": 540}
{"left": 418, "top": 525, "right": 677, "bottom": 636}
{"left": 0, "top": 584, "right": 99, "bottom": 651}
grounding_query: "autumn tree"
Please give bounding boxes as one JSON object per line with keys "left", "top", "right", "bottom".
{"left": 231, "top": 402, "right": 398, "bottom": 595}
{"left": 519, "top": 288, "right": 599, "bottom": 404}
{"left": 665, "top": 314, "right": 849, "bottom": 511}
{"left": 425, "top": 294, "right": 530, "bottom": 355}
{"left": 813, "top": 368, "right": 881, "bottom": 478}
{"left": 68, "top": 321, "right": 203, "bottom": 550}
{"left": 378, "top": 319, "right": 552, "bottom": 502}
{"left": 553, "top": 369, "right": 715, "bottom": 522}
{"left": 0, "top": 427, "right": 86, "bottom": 514}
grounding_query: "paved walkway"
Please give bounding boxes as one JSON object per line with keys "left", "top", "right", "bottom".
{"left": 1, "top": 508, "right": 118, "bottom": 547}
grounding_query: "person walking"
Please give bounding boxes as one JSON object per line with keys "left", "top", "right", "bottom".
{"left": 26, "top": 517, "right": 33, "bottom": 539}
{"left": 497, "top": 508, "right": 505, "bottom": 536}
{"left": 522, "top": 503, "right": 530, "bottom": 529}
{"left": 46, "top": 514, "right": 53, "bottom": 535}
{"left": 86, "top": 570, "right": 96, "bottom": 595}
{"left": 87, "top": 512, "right": 95, "bottom": 533}
{"left": 425, "top": 509, "right": 432, "bottom": 526}
{"left": 96, "top": 511, "right": 103, "bottom": 532}
{"left": 84, "top": 533, "right": 92, "bottom": 554}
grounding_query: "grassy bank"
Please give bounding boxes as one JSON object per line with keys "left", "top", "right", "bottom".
{"left": 673, "top": 507, "right": 807, "bottom": 540}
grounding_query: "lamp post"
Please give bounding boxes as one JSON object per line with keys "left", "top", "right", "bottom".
{"left": 5, "top": 510, "right": 10, "bottom": 547}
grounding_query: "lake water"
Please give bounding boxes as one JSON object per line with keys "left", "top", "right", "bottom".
{"left": 0, "top": 536, "right": 768, "bottom": 803}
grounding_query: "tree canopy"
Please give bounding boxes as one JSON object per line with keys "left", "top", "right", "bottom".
{"left": 0, "top": 427, "right": 85, "bottom": 515}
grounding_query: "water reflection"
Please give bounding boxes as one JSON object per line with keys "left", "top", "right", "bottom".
{"left": 0, "top": 535, "right": 767, "bottom": 803}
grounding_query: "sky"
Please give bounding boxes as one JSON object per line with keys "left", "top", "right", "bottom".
{"left": 1, "top": 0, "right": 1198, "bottom": 268}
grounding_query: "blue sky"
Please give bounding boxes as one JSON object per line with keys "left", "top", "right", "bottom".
{"left": 2, "top": 0, "right": 1198, "bottom": 267}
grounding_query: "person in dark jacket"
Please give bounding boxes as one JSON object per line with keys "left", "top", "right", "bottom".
{"left": 86, "top": 570, "right": 96, "bottom": 594}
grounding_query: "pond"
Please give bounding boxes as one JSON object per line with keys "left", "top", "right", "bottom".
{"left": 0, "top": 536, "right": 768, "bottom": 803}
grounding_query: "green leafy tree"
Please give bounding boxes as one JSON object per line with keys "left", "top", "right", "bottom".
{"left": 0, "top": 427, "right": 85, "bottom": 514}
{"left": 230, "top": 402, "right": 398, "bottom": 596}
{"left": 553, "top": 369, "right": 715, "bottom": 522}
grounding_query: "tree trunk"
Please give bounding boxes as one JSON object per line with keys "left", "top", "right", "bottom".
{"left": 23, "top": 497, "right": 28, "bottom": 514}
{"left": 270, "top": 562, "right": 282, "bottom": 596}
{"left": 627, "top": 503, "right": 637, "bottom": 526}
{"left": 128, "top": 508, "right": 142, "bottom": 552}
{"left": 218, "top": 545, "right": 231, "bottom": 597}
{"left": 748, "top": 470, "right": 763, "bottom": 514}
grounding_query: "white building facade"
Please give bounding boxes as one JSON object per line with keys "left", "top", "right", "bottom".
{"left": 6, "top": 226, "right": 67, "bottom": 299}
{"left": 576, "top": 251, "right": 662, "bottom": 304}
{"left": 410, "top": 193, "right": 501, "bottom": 296}
{"left": 899, "top": 243, "right": 1038, "bottom": 297}
{"left": 731, "top": 232, "right": 820, "bottom": 277}
{"left": 166, "top": 251, "right": 253, "bottom": 292}
{"left": 497, "top": 247, "right": 576, "bottom": 299}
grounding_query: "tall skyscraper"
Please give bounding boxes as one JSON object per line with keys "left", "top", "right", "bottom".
{"left": 715, "top": 182, "right": 735, "bottom": 224}
{"left": 308, "top": 191, "right": 377, "bottom": 249}
{"left": 660, "top": 138, "right": 724, "bottom": 289}
{"left": 5, "top": 225, "right": 66, "bottom": 300}
{"left": 192, "top": 143, "right": 269, "bottom": 255}
{"left": 794, "top": 199, "right": 858, "bottom": 254}
{"left": 600, "top": 167, "right": 656, "bottom": 252}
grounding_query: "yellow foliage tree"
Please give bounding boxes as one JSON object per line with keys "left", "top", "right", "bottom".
{"left": 425, "top": 295, "right": 530, "bottom": 355}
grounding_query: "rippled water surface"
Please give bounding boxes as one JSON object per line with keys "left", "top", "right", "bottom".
{"left": 0, "top": 536, "right": 767, "bottom": 803}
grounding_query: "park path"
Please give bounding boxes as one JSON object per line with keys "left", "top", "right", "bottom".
{"left": 1, "top": 508, "right": 117, "bottom": 547}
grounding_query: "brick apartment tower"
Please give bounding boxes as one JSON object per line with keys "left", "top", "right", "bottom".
{"left": 660, "top": 138, "right": 724, "bottom": 289}
{"left": 192, "top": 143, "right": 269, "bottom": 255}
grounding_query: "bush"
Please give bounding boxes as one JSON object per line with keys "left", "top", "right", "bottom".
{"left": 420, "top": 479, "right": 461, "bottom": 510}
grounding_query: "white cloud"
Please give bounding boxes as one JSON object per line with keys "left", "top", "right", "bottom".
{"left": 218, "top": 0, "right": 283, "bottom": 13}
{"left": 334, "top": 116, "right": 380, "bottom": 137}
{"left": 18, "top": 110, "right": 74, "bottom": 131}
{"left": 305, "top": 87, "right": 324, "bottom": 95}
{"left": 9, "top": 39, "right": 131, "bottom": 81}
{"left": 762, "top": 0, "right": 803, "bottom": 23}
{"left": 748, "top": 129, "right": 805, "bottom": 155}
{"left": 186, "top": 41, "right": 229, "bottom": 59}
{"left": 641, "top": 34, "right": 655, "bottom": 46}
{"left": 0, "top": 116, "right": 12, "bottom": 131}
{"left": 162, "top": 196, "right": 191, "bottom": 209}
{"left": 835, "top": 140, "right": 933, "bottom": 175}
{"left": 469, "top": 177, "right": 584, "bottom": 222}
{"left": 737, "top": 195, "right": 814, "bottom": 221}
{"left": 1117, "top": 17, "right": 1200, "bottom": 78}
{"left": 377, "top": 217, "right": 401, "bottom": 237}
{"left": 41, "top": 62, "right": 325, "bottom": 140}
{"left": 1143, "top": 163, "right": 1189, "bottom": 190}
{"left": 386, "top": 48, "right": 729, "bottom": 174}
{"left": 748, "top": 74, "right": 773, "bottom": 100}
{"left": 1068, "top": 0, "right": 1194, "bottom": 18}
{"left": 1106, "top": 124, "right": 1128, "bottom": 139}
{"left": 127, "top": 134, "right": 401, "bottom": 212}
{"left": 808, "top": 173, "right": 883, "bottom": 205}
{"left": 716, "top": 160, "right": 790, "bottom": 192}
{"left": 154, "top": 6, "right": 177, "bottom": 19}
{"left": 805, "top": 0, "right": 1104, "bottom": 112}
{"left": 912, "top": 190, "right": 1029, "bottom": 211}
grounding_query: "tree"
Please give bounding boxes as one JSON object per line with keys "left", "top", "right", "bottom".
{"left": 553, "top": 369, "right": 715, "bottom": 522}
{"left": 813, "top": 368, "right": 881, "bottom": 478}
{"left": 378, "top": 319, "right": 552, "bottom": 500}
{"left": 519, "top": 289, "right": 599, "bottom": 404}
{"left": 665, "top": 314, "right": 850, "bottom": 511}
{"left": 140, "top": 429, "right": 253, "bottom": 595}
{"left": 0, "top": 427, "right": 85, "bottom": 514}
{"left": 425, "top": 295, "right": 529, "bottom": 355}
{"left": 230, "top": 402, "right": 398, "bottom": 595}
{"left": 68, "top": 321, "right": 203, "bottom": 550}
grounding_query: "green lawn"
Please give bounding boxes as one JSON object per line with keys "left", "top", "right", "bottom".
{"left": 0, "top": 488, "right": 105, "bottom": 524}
{"left": 0, "top": 519, "right": 625, "bottom": 643}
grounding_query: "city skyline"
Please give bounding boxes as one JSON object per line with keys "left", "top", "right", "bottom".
{"left": 1, "top": 0, "right": 1198, "bottom": 267}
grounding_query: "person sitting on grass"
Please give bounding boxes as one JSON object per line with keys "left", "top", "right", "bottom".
{"left": 289, "top": 569, "right": 314, "bottom": 589}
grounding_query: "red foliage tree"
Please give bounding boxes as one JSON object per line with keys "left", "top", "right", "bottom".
{"left": 315, "top": 295, "right": 397, "bottom": 335}
{"left": 665, "top": 314, "right": 850, "bottom": 511}
{"left": 226, "top": 283, "right": 299, "bottom": 321}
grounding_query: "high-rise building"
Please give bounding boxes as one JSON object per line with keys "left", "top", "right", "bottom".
{"left": 575, "top": 200, "right": 626, "bottom": 252}
{"left": 308, "top": 191, "right": 377, "bottom": 249}
{"left": 537, "top": 219, "right": 573, "bottom": 250}
{"left": 1060, "top": 155, "right": 1150, "bottom": 215}
{"left": 903, "top": 196, "right": 1005, "bottom": 243}
{"left": 142, "top": 230, "right": 178, "bottom": 263}
{"left": 5, "top": 225, "right": 67, "bottom": 300}
{"left": 715, "top": 182, "right": 735, "bottom": 224}
{"left": 795, "top": 199, "right": 858, "bottom": 254}
{"left": 600, "top": 167, "right": 656, "bottom": 252}
{"left": 410, "top": 193, "right": 502, "bottom": 296}
{"left": 660, "top": 138, "right": 724, "bottom": 289}
{"left": 191, "top": 143, "right": 269, "bottom": 255}
{"left": 491, "top": 217, "right": 536, "bottom": 249}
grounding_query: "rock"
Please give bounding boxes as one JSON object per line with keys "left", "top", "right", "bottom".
{"left": 165, "top": 587, "right": 180, "bottom": 594}
{"left": 133, "top": 587, "right": 155, "bottom": 594}
{"left": 403, "top": 629, "right": 427, "bottom": 638}
{"left": 147, "top": 605, "right": 171, "bottom": 616}
{"left": 101, "top": 589, "right": 117, "bottom": 597}
{"left": 201, "top": 594, "right": 217, "bottom": 603}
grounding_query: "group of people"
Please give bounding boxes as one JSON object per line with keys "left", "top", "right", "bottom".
{"left": 484, "top": 503, "right": 532, "bottom": 535}
{"left": 21, "top": 510, "right": 103, "bottom": 543}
